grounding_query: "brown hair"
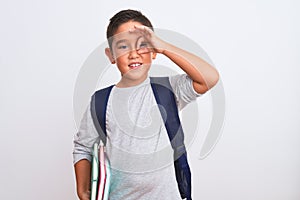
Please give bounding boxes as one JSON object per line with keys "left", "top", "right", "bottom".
{"left": 106, "top": 9, "right": 153, "bottom": 48}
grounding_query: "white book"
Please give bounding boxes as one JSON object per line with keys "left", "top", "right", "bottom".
{"left": 90, "top": 143, "right": 99, "bottom": 200}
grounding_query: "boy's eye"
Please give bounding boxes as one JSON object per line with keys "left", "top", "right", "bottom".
{"left": 118, "top": 45, "right": 128, "bottom": 49}
{"left": 139, "top": 42, "right": 148, "bottom": 48}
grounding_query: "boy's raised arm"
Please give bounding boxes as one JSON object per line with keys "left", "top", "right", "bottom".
{"left": 133, "top": 25, "right": 219, "bottom": 94}
{"left": 160, "top": 43, "right": 219, "bottom": 94}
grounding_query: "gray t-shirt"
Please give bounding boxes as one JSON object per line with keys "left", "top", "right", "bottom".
{"left": 73, "top": 74, "right": 200, "bottom": 200}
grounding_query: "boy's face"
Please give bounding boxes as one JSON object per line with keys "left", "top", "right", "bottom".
{"left": 105, "top": 21, "right": 156, "bottom": 81}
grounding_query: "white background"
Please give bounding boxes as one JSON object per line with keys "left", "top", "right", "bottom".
{"left": 1, "top": 0, "right": 300, "bottom": 199}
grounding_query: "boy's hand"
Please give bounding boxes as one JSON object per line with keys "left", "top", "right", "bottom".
{"left": 78, "top": 190, "right": 90, "bottom": 200}
{"left": 130, "top": 25, "right": 167, "bottom": 54}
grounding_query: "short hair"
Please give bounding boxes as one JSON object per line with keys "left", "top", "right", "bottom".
{"left": 106, "top": 9, "right": 153, "bottom": 48}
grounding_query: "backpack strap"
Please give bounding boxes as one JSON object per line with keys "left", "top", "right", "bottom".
{"left": 90, "top": 85, "right": 114, "bottom": 146}
{"left": 150, "top": 77, "right": 192, "bottom": 200}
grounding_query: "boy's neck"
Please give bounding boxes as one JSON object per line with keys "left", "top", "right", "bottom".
{"left": 116, "top": 74, "right": 149, "bottom": 88}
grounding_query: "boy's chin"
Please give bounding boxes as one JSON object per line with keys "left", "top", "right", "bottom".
{"left": 122, "top": 67, "right": 150, "bottom": 82}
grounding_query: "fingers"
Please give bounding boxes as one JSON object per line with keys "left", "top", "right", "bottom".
{"left": 127, "top": 25, "right": 161, "bottom": 54}
{"left": 129, "top": 25, "right": 153, "bottom": 37}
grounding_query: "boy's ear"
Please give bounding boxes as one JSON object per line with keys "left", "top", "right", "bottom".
{"left": 105, "top": 48, "right": 115, "bottom": 64}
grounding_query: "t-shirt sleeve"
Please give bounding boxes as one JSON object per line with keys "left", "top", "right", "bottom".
{"left": 169, "top": 74, "right": 202, "bottom": 110}
{"left": 72, "top": 103, "right": 100, "bottom": 165}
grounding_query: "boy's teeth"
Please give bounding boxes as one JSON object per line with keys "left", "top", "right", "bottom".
{"left": 130, "top": 63, "right": 141, "bottom": 67}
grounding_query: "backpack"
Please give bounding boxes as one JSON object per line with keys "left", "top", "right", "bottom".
{"left": 90, "top": 77, "right": 192, "bottom": 200}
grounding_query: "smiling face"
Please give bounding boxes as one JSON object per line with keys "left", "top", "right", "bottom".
{"left": 105, "top": 21, "right": 156, "bottom": 85}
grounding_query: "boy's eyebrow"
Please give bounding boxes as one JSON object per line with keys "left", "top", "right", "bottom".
{"left": 115, "top": 39, "right": 128, "bottom": 46}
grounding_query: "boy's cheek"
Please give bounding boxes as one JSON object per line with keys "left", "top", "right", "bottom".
{"left": 114, "top": 50, "right": 130, "bottom": 58}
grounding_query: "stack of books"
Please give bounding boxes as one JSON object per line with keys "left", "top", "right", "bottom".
{"left": 90, "top": 143, "right": 111, "bottom": 200}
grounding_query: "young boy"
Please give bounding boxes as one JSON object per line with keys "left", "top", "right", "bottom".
{"left": 73, "top": 9, "right": 219, "bottom": 200}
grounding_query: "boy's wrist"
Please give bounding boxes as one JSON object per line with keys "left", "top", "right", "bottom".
{"left": 156, "top": 40, "right": 170, "bottom": 55}
{"left": 159, "top": 41, "right": 173, "bottom": 55}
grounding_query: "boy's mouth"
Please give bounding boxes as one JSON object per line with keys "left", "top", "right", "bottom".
{"left": 128, "top": 62, "right": 142, "bottom": 69}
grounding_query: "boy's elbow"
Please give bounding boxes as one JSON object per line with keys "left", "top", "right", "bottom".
{"left": 193, "top": 70, "right": 219, "bottom": 94}
{"left": 209, "top": 69, "right": 220, "bottom": 89}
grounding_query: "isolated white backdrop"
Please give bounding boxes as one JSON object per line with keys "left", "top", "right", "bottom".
{"left": 0, "top": 0, "right": 299, "bottom": 199}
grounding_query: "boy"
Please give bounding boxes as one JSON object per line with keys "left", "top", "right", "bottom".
{"left": 73, "top": 9, "right": 219, "bottom": 200}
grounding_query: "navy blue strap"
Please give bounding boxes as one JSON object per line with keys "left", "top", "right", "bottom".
{"left": 90, "top": 85, "right": 114, "bottom": 146}
{"left": 150, "top": 77, "right": 192, "bottom": 200}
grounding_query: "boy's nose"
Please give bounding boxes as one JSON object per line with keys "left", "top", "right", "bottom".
{"left": 128, "top": 49, "right": 140, "bottom": 59}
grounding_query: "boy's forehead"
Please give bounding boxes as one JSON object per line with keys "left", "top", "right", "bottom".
{"left": 110, "top": 21, "right": 144, "bottom": 44}
{"left": 110, "top": 30, "right": 144, "bottom": 46}
{"left": 115, "top": 21, "right": 143, "bottom": 34}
